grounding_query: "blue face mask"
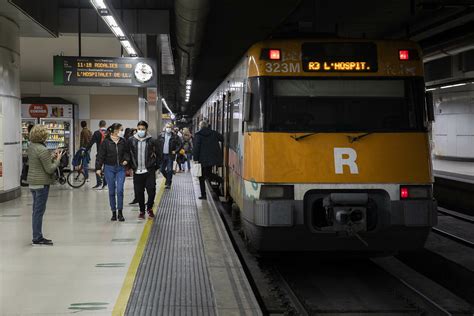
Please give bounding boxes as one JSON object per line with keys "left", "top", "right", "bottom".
{"left": 137, "top": 130, "right": 146, "bottom": 138}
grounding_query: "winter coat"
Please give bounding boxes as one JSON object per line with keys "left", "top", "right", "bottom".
{"left": 182, "top": 134, "right": 193, "bottom": 154}
{"left": 127, "top": 134, "right": 162, "bottom": 172}
{"left": 193, "top": 127, "right": 223, "bottom": 167}
{"left": 80, "top": 128, "right": 92, "bottom": 148}
{"left": 95, "top": 137, "right": 130, "bottom": 169}
{"left": 158, "top": 133, "right": 181, "bottom": 159}
{"left": 85, "top": 128, "right": 107, "bottom": 152}
{"left": 27, "top": 143, "right": 60, "bottom": 185}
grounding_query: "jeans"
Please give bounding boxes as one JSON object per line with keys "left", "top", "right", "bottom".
{"left": 31, "top": 185, "right": 50, "bottom": 241}
{"left": 104, "top": 164, "right": 126, "bottom": 211}
{"left": 186, "top": 153, "right": 192, "bottom": 171}
{"left": 82, "top": 158, "right": 89, "bottom": 179}
{"left": 161, "top": 154, "right": 174, "bottom": 185}
{"left": 133, "top": 169, "right": 156, "bottom": 212}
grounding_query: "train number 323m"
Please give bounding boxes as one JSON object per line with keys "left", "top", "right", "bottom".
{"left": 265, "top": 62, "right": 301, "bottom": 73}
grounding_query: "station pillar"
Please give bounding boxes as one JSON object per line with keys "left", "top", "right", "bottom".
{"left": 0, "top": 16, "right": 21, "bottom": 202}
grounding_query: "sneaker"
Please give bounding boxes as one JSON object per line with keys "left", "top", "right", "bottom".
{"left": 92, "top": 183, "right": 101, "bottom": 189}
{"left": 129, "top": 199, "right": 138, "bottom": 205}
{"left": 32, "top": 238, "right": 53, "bottom": 246}
{"left": 198, "top": 196, "right": 207, "bottom": 200}
{"left": 138, "top": 212, "right": 145, "bottom": 220}
{"left": 147, "top": 208, "right": 155, "bottom": 219}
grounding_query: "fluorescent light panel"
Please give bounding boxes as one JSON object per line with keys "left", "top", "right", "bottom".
{"left": 162, "top": 98, "right": 175, "bottom": 116}
{"left": 90, "top": 0, "right": 138, "bottom": 56}
{"left": 91, "top": 0, "right": 107, "bottom": 9}
{"left": 440, "top": 83, "right": 467, "bottom": 89}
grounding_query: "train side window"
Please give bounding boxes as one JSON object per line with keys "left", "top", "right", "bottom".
{"left": 230, "top": 94, "right": 240, "bottom": 148}
{"left": 246, "top": 77, "right": 265, "bottom": 132}
{"left": 217, "top": 100, "right": 223, "bottom": 133}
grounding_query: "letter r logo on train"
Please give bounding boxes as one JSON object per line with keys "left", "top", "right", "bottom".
{"left": 334, "top": 148, "right": 359, "bottom": 174}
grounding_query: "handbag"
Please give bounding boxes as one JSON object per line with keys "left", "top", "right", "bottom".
{"left": 191, "top": 162, "right": 202, "bottom": 177}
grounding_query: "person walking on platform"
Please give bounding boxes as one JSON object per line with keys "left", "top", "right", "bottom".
{"left": 193, "top": 120, "right": 223, "bottom": 200}
{"left": 27, "top": 125, "right": 65, "bottom": 245}
{"left": 86, "top": 120, "right": 108, "bottom": 189}
{"left": 20, "top": 123, "right": 35, "bottom": 187}
{"left": 124, "top": 127, "right": 139, "bottom": 205}
{"left": 128, "top": 121, "right": 162, "bottom": 219}
{"left": 182, "top": 128, "right": 193, "bottom": 172}
{"left": 175, "top": 128, "right": 185, "bottom": 173}
{"left": 96, "top": 123, "right": 130, "bottom": 221}
{"left": 79, "top": 121, "right": 92, "bottom": 180}
{"left": 158, "top": 123, "right": 181, "bottom": 189}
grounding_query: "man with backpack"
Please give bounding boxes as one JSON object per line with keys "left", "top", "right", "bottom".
{"left": 86, "top": 120, "right": 108, "bottom": 189}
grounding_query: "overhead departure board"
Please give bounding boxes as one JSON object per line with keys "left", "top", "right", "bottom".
{"left": 53, "top": 56, "right": 157, "bottom": 87}
{"left": 302, "top": 42, "right": 378, "bottom": 72}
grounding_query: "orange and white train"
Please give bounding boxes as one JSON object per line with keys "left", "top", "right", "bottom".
{"left": 193, "top": 38, "right": 437, "bottom": 252}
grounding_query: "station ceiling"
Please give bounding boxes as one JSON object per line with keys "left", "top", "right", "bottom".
{"left": 2, "top": 0, "right": 474, "bottom": 116}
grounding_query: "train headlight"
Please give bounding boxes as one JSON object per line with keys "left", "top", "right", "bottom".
{"left": 400, "top": 186, "right": 432, "bottom": 199}
{"left": 260, "top": 185, "right": 294, "bottom": 200}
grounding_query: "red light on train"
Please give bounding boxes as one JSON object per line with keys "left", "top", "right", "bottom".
{"left": 269, "top": 49, "right": 281, "bottom": 60}
{"left": 399, "top": 50, "right": 409, "bottom": 60}
{"left": 400, "top": 187, "right": 409, "bottom": 199}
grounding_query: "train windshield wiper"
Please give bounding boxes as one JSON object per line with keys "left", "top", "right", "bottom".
{"left": 347, "top": 132, "right": 373, "bottom": 143}
{"left": 291, "top": 133, "right": 319, "bottom": 141}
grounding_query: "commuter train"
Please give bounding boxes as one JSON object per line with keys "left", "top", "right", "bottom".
{"left": 193, "top": 38, "right": 437, "bottom": 252}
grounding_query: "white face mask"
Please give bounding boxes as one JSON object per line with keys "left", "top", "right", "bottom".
{"left": 137, "top": 130, "right": 146, "bottom": 138}
{"left": 118, "top": 130, "right": 125, "bottom": 138}
{"left": 165, "top": 127, "right": 172, "bottom": 133}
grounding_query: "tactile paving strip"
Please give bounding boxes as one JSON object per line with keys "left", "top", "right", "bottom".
{"left": 125, "top": 174, "right": 217, "bottom": 316}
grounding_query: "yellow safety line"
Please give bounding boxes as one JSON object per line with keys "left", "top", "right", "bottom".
{"left": 112, "top": 178, "right": 166, "bottom": 316}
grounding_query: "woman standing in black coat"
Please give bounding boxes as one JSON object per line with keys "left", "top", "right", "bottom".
{"left": 193, "top": 120, "right": 223, "bottom": 199}
{"left": 96, "top": 123, "right": 130, "bottom": 221}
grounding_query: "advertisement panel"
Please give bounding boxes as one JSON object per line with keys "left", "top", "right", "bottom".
{"left": 21, "top": 104, "right": 73, "bottom": 119}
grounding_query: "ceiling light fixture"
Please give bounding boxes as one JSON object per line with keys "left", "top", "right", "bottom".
{"left": 440, "top": 83, "right": 467, "bottom": 89}
{"left": 162, "top": 98, "right": 175, "bottom": 118}
{"left": 91, "top": 0, "right": 107, "bottom": 9}
{"left": 89, "top": 0, "right": 139, "bottom": 57}
{"left": 184, "top": 78, "right": 192, "bottom": 103}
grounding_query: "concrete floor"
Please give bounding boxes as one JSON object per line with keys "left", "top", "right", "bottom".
{"left": 0, "top": 177, "right": 147, "bottom": 315}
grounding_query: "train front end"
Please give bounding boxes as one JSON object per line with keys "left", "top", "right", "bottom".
{"left": 238, "top": 39, "right": 437, "bottom": 252}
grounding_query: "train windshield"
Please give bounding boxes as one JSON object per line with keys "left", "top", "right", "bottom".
{"left": 267, "top": 78, "right": 425, "bottom": 132}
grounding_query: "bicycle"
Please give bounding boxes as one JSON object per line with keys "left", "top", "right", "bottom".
{"left": 55, "top": 148, "right": 87, "bottom": 188}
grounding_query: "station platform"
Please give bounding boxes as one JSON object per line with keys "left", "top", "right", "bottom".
{"left": 432, "top": 157, "right": 474, "bottom": 183}
{"left": 432, "top": 157, "right": 474, "bottom": 215}
{"left": 0, "top": 173, "right": 261, "bottom": 315}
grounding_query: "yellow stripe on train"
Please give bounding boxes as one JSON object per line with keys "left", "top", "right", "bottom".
{"left": 243, "top": 132, "right": 432, "bottom": 184}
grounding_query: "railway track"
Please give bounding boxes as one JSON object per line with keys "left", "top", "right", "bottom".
{"left": 432, "top": 207, "right": 474, "bottom": 248}
{"left": 208, "top": 190, "right": 472, "bottom": 315}
{"left": 268, "top": 255, "right": 471, "bottom": 315}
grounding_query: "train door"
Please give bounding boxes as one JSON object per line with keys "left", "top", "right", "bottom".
{"left": 223, "top": 92, "right": 231, "bottom": 200}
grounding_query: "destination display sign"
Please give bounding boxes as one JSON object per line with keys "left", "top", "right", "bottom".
{"left": 302, "top": 42, "right": 378, "bottom": 72}
{"left": 54, "top": 56, "right": 157, "bottom": 87}
{"left": 306, "top": 61, "right": 373, "bottom": 72}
